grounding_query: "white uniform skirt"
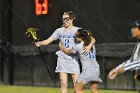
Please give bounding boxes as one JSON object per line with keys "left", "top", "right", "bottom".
{"left": 77, "top": 66, "right": 102, "bottom": 84}
{"left": 55, "top": 57, "right": 80, "bottom": 74}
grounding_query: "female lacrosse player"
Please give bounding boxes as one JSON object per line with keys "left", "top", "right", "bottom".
{"left": 35, "top": 11, "right": 95, "bottom": 93}
{"left": 59, "top": 29, "right": 102, "bottom": 93}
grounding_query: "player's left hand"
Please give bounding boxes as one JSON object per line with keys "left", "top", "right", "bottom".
{"left": 59, "top": 42, "right": 62, "bottom": 49}
{"left": 108, "top": 69, "right": 118, "bottom": 80}
{"left": 83, "top": 45, "right": 92, "bottom": 54}
{"left": 59, "top": 42, "right": 65, "bottom": 50}
{"left": 35, "top": 42, "right": 40, "bottom": 47}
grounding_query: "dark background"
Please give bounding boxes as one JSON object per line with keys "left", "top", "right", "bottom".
{"left": 1, "top": 0, "right": 140, "bottom": 45}
{"left": 0, "top": 0, "right": 140, "bottom": 90}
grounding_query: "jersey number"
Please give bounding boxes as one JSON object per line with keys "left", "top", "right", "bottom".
{"left": 88, "top": 51, "right": 96, "bottom": 59}
{"left": 64, "top": 39, "right": 70, "bottom": 48}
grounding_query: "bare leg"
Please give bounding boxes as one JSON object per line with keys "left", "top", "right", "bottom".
{"left": 59, "top": 72, "right": 68, "bottom": 93}
{"left": 74, "top": 81, "right": 85, "bottom": 93}
{"left": 89, "top": 81, "right": 99, "bottom": 93}
{"left": 71, "top": 74, "right": 79, "bottom": 86}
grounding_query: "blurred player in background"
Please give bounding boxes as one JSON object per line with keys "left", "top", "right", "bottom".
{"left": 108, "top": 20, "right": 140, "bottom": 81}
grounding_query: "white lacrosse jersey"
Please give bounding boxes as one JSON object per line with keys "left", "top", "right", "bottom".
{"left": 51, "top": 26, "right": 79, "bottom": 59}
{"left": 72, "top": 42, "right": 99, "bottom": 68}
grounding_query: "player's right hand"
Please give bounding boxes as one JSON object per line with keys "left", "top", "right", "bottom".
{"left": 35, "top": 42, "right": 40, "bottom": 47}
{"left": 108, "top": 69, "right": 118, "bottom": 80}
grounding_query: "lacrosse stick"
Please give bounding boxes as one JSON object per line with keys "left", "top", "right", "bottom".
{"left": 25, "top": 28, "right": 53, "bottom": 79}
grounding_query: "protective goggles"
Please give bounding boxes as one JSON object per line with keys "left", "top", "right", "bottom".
{"left": 62, "top": 17, "right": 71, "bottom": 22}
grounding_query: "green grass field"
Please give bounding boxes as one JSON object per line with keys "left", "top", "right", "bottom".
{"left": 0, "top": 85, "right": 138, "bottom": 93}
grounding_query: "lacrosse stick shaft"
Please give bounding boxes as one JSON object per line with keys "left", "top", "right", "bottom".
{"left": 38, "top": 47, "right": 53, "bottom": 79}
{"left": 25, "top": 28, "right": 53, "bottom": 79}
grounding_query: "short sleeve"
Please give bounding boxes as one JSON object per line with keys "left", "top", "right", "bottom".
{"left": 50, "top": 29, "right": 60, "bottom": 40}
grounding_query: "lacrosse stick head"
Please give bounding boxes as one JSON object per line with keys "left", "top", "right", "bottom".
{"left": 25, "top": 28, "right": 39, "bottom": 43}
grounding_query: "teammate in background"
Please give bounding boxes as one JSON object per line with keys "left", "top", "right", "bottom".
{"left": 35, "top": 11, "right": 95, "bottom": 93}
{"left": 108, "top": 20, "right": 140, "bottom": 81}
{"left": 59, "top": 29, "right": 102, "bottom": 93}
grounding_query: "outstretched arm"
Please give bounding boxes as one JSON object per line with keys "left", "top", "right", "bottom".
{"left": 108, "top": 67, "right": 125, "bottom": 80}
{"left": 108, "top": 60, "right": 131, "bottom": 80}
{"left": 35, "top": 37, "right": 54, "bottom": 47}
{"left": 59, "top": 42, "right": 73, "bottom": 55}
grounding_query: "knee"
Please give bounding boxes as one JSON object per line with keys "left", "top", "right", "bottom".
{"left": 91, "top": 86, "right": 98, "bottom": 93}
{"left": 91, "top": 89, "right": 98, "bottom": 93}
{"left": 74, "top": 87, "right": 78, "bottom": 93}
{"left": 74, "top": 87, "right": 82, "bottom": 93}
{"left": 74, "top": 89, "right": 80, "bottom": 93}
{"left": 74, "top": 90, "right": 79, "bottom": 93}
{"left": 60, "top": 81, "right": 68, "bottom": 88}
{"left": 91, "top": 88, "right": 98, "bottom": 93}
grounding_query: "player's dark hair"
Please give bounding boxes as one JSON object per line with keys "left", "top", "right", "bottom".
{"left": 63, "top": 11, "right": 76, "bottom": 20}
{"left": 76, "top": 29, "right": 92, "bottom": 46}
{"left": 129, "top": 20, "right": 140, "bottom": 29}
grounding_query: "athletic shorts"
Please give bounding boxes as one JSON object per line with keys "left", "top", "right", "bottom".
{"left": 77, "top": 67, "right": 102, "bottom": 84}
{"left": 55, "top": 57, "right": 80, "bottom": 74}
